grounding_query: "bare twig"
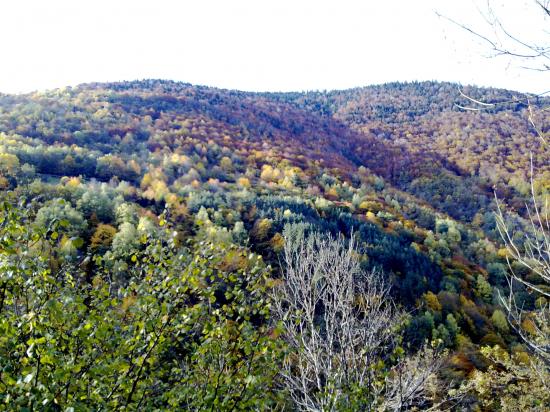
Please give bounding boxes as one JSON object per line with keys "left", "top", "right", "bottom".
{"left": 272, "top": 227, "right": 448, "bottom": 411}
{"left": 494, "top": 156, "right": 550, "bottom": 366}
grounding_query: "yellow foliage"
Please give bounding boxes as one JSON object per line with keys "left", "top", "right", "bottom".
{"left": 325, "top": 187, "right": 338, "bottom": 199}
{"left": 128, "top": 159, "right": 141, "bottom": 175}
{"left": 219, "top": 250, "right": 248, "bottom": 272}
{"left": 140, "top": 172, "right": 153, "bottom": 189}
{"left": 172, "top": 202, "right": 189, "bottom": 219}
{"left": 251, "top": 218, "right": 272, "bottom": 241}
{"left": 358, "top": 201, "right": 370, "bottom": 211}
{"left": 0, "top": 152, "right": 19, "bottom": 173}
{"left": 170, "top": 153, "right": 190, "bottom": 166}
{"left": 280, "top": 176, "right": 294, "bottom": 189}
{"left": 0, "top": 175, "right": 9, "bottom": 189}
{"left": 90, "top": 224, "right": 117, "bottom": 250}
{"left": 120, "top": 295, "right": 137, "bottom": 313}
{"left": 165, "top": 193, "right": 179, "bottom": 207}
{"left": 366, "top": 211, "right": 377, "bottom": 222}
{"left": 92, "top": 275, "right": 103, "bottom": 289}
{"left": 512, "top": 349, "right": 530, "bottom": 365}
{"left": 207, "top": 178, "right": 220, "bottom": 187}
{"left": 497, "top": 247, "right": 510, "bottom": 258}
{"left": 260, "top": 164, "right": 274, "bottom": 182}
{"left": 470, "top": 346, "right": 550, "bottom": 411}
{"left": 237, "top": 177, "right": 251, "bottom": 188}
{"left": 521, "top": 317, "right": 537, "bottom": 335}
{"left": 404, "top": 220, "right": 416, "bottom": 229}
{"left": 270, "top": 233, "right": 285, "bottom": 252}
{"left": 366, "top": 201, "right": 382, "bottom": 212}
{"left": 283, "top": 167, "right": 301, "bottom": 178}
{"left": 260, "top": 164, "right": 282, "bottom": 182}
{"left": 66, "top": 177, "right": 81, "bottom": 187}
{"left": 271, "top": 169, "right": 280, "bottom": 182}
{"left": 143, "top": 179, "right": 169, "bottom": 202}
{"left": 424, "top": 291, "right": 442, "bottom": 312}
{"left": 220, "top": 156, "right": 233, "bottom": 172}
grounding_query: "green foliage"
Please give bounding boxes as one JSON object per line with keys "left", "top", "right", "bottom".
{"left": 475, "top": 274, "right": 493, "bottom": 304}
{"left": 446, "top": 313, "right": 459, "bottom": 341}
{"left": 76, "top": 184, "right": 117, "bottom": 222}
{"left": 110, "top": 222, "right": 140, "bottom": 256}
{"left": 490, "top": 309, "right": 509, "bottom": 333}
{"left": 0, "top": 198, "right": 282, "bottom": 410}
{"left": 486, "top": 262, "right": 508, "bottom": 286}
{"left": 34, "top": 198, "right": 88, "bottom": 237}
{"left": 115, "top": 202, "right": 140, "bottom": 226}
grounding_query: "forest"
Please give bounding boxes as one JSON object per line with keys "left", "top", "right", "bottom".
{"left": 0, "top": 79, "right": 548, "bottom": 410}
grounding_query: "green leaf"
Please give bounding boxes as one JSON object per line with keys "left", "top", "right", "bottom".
{"left": 40, "top": 354, "right": 54, "bottom": 365}
{"left": 70, "top": 237, "right": 84, "bottom": 248}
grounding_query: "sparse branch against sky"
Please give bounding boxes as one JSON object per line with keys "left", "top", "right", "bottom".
{"left": 0, "top": 0, "right": 547, "bottom": 94}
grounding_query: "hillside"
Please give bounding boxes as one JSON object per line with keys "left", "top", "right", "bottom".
{"left": 0, "top": 79, "right": 548, "bottom": 409}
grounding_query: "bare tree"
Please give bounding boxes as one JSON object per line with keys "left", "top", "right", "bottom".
{"left": 272, "top": 226, "right": 448, "bottom": 411}
{"left": 495, "top": 160, "right": 550, "bottom": 366}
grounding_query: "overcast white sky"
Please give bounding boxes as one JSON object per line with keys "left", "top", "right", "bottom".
{"left": 0, "top": 0, "right": 547, "bottom": 94}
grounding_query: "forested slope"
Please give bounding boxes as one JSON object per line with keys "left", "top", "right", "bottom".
{"left": 0, "top": 79, "right": 548, "bottom": 409}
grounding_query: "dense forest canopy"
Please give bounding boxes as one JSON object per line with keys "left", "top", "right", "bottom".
{"left": 0, "top": 79, "right": 548, "bottom": 410}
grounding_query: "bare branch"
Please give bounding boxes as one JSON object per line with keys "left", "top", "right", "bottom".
{"left": 536, "top": 0, "right": 550, "bottom": 18}
{"left": 272, "top": 226, "right": 449, "bottom": 410}
{"left": 458, "top": 87, "right": 495, "bottom": 107}
{"left": 494, "top": 158, "right": 550, "bottom": 366}
{"left": 437, "top": 1, "right": 550, "bottom": 72}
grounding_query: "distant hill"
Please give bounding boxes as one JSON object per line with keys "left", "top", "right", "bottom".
{"left": 1, "top": 80, "right": 547, "bottom": 222}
